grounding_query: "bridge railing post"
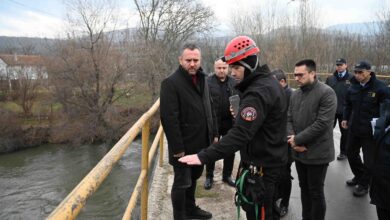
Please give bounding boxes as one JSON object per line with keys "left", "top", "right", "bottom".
{"left": 141, "top": 118, "right": 150, "bottom": 220}
{"left": 159, "top": 122, "right": 164, "bottom": 167}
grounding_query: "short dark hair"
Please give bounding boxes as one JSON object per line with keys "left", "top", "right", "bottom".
{"left": 271, "top": 69, "right": 287, "bottom": 81}
{"left": 181, "top": 43, "right": 201, "bottom": 53}
{"left": 295, "top": 59, "right": 316, "bottom": 72}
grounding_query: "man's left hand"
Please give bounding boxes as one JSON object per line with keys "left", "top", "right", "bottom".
{"left": 293, "top": 146, "right": 308, "bottom": 152}
{"left": 179, "top": 154, "right": 202, "bottom": 165}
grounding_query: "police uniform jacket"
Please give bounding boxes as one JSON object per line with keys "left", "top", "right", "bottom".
{"left": 325, "top": 70, "right": 353, "bottom": 114}
{"left": 343, "top": 73, "right": 390, "bottom": 138}
{"left": 198, "top": 64, "right": 288, "bottom": 168}
{"left": 287, "top": 79, "right": 337, "bottom": 164}
{"left": 160, "top": 65, "right": 218, "bottom": 167}
{"left": 207, "top": 74, "right": 237, "bottom": 134}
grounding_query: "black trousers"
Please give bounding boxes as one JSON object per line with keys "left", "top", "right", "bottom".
{"left": 295, "top": 161, "right": 328, "bottom": 220}
{"left": 205, "top": 154, "right": 235, "bottom": 178}
{"left": 333, "top": 113, "right": 348, "bottom": 155}
{"left": 205, "top": 130, "right": 235, "bottom": 178}
{"left": 171, "top": 165, "right": 204, "bottom": 220}
{"left": 244, "top": 166, "right": 282, "bottom": 220}
{"left": 377, "top": 206, "right": 390, "bottom": 220}
{"left": 346, "top": 133, "right": 375, "bottom": 188}
{"left": 278, "top": 162, "right": 293, "bottom": 208}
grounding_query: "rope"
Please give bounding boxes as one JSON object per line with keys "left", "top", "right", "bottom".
{"left": 235, "top": 169, "right": 264, "bottom": 220}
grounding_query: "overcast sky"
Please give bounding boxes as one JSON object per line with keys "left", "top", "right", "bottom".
{"left": 0, "top": 0, "right": 388, "bottom": 38}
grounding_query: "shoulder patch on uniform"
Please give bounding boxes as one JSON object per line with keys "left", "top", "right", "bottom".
{"left": 240, "top": 107, "right": 257, "bottom": 121}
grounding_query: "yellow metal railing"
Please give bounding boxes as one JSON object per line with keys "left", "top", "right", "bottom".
{"left": 47, "top": 98, "right": 164, "bottom": 220}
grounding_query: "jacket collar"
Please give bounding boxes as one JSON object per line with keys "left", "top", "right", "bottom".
{"left": 236, "top": 64, "right": 271, "bottom": 92}
{"left": 178, "top": 65, "right": 205, "bottom": 81}
{"left": 350, "top": 72, "right": 376, "bottom": 87}
{"left": 212, "top": 73, "right": 230, "bottom": 84}
{"left": 300, "top": 79, "right": 318, "bottom": 92}
{"left": 333, "top": 70, "right": 350, "bottom": 80}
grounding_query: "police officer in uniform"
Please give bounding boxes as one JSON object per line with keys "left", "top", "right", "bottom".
{"left": 342, "top": 60, "right": 390, "bottom": 197}
{"left": 179, "top": 35, "right": 287, "bottom": 220}
{"left": 325, "top": 58, "right": 353, "bottom": 160}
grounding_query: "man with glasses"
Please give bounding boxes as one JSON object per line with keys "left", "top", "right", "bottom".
{"left": 287, "top": 59, "right": 336, "bottom": 220}
{"left": 342, "top": 60, "right": 390, "bottom": 197}
{"left": 325, "top": 58, "right": 353, "bottom": 160}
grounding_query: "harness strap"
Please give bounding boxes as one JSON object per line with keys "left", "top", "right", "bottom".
{"left": 235, "top": 169, "right": 264, "bottom": 220}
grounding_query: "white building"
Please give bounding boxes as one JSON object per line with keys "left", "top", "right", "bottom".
{"left": 0, "top": 54, "right": 47, "bottom": 91}
{"left": 0, "top": 54, "right": 47, "bottom": 80}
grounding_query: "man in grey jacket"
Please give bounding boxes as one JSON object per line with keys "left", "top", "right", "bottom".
{"left": 287, "top": 59, "right": 337, "bottom": 220}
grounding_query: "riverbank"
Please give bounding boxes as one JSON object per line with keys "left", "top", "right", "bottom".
{"left": 0, "top": 125, "right": 49, "bottom": 153}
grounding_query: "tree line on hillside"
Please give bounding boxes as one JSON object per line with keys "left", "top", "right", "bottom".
{"left": 0, "top": 0, "right": 389, "bottom": 150}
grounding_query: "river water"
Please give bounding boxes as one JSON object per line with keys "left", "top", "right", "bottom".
{"left": 0, "top": 142, "right": 143, "bottom": 220}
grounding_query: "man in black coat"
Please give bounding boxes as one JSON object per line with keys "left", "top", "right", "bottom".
{"left": 204, "top": 58, "right": 237, "bottom": 189}
{"left": 179, "top": 36, "right": 287, "bottom": 220}
{"left": 160, "top": 43, "right": 217, "bottom": 220}
{"left": 372, "top": 100, "right": 390, "bottom": 220}
{"left": 342, "top": 60, "right": 390, "bottom": 197}
{"left": 325, "top": 58, "right": 353, "bottom": 160}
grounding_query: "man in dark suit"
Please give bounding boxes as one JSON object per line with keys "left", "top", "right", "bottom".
{"left": 204, "top": 58, "right": 237, "bottom": 189}
{"left": 160, "top": 43, "right": 217, "bottom": 220}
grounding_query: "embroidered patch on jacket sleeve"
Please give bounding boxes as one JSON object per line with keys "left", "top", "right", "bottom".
{"left": 240, "top": 107, "right": 257, "bottom": 121}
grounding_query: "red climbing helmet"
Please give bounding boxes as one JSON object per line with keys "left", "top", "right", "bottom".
{"left": 223, "top": 36, "right": 260, "bottom": 65}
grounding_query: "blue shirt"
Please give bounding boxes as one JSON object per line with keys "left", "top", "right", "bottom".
{"left": 338, "top": 70, "right": 346, "bottom": 78}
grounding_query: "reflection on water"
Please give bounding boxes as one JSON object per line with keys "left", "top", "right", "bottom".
{"left": 0, "top": 142, "right": 143, "bottom": 219}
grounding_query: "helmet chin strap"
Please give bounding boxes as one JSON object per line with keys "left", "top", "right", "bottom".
{"left": 238, "top": 57, "right": 259, "bottom": 73}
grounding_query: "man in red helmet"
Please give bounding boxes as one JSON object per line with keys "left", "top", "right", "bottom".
{"left": 179, "top": 36, "right": 287, "bottom": 220}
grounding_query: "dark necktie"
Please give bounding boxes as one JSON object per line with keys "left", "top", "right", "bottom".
{"left": 191, "top": 75, "right": 197, "bottom": 85}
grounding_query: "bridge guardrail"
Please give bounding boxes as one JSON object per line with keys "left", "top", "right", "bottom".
{"left": 47, "top": 98, "right": 163, "bottom": 220}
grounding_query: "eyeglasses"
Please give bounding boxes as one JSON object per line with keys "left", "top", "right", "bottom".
{"left": 294, "top": 73, "right": 305, "bottom": 78}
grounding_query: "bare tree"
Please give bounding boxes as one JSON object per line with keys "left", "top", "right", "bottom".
{"left": 371, "top": 8, "right": 390, "bottom": 73}
{"left": 12, "top": 66, "right": 45, "bottom": 117}
{"left": 46, "top": 0, "right": 135, "bottom": 143}
{"left": 133, "top": 0, "right": 215, "bottom": 100}
{"left": 134, "top": 0, "right": 214, "bottom": 46}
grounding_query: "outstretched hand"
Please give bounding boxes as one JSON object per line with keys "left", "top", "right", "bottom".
{"left": 178, "top": 154, "right": 202, "bottom": 165}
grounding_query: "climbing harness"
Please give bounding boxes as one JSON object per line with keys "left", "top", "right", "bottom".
{"left": 234, "top": 165, "right": 265, "bottom": 220}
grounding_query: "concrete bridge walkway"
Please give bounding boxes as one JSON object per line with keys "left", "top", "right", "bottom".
{"left": 148, "top": 126, "right": 377, "bottom": 220}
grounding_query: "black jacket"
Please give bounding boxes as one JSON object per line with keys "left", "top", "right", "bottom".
{"left": 160, "top": 66, "right": 217, "bottom": 167}
{"left": 343, "top": 73, "right": 390, "bottom": 137}
{"left": 207, "top": 74, "right": 237, "bottom": 134}
{"left": 198, "top": 65, "right": 288, "bottom": 168}
{"left": 325, "top": 70, "right": 353, "bottom": 114}
{"left": 371, "top": 101, "right": 390, "bottom": 210}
